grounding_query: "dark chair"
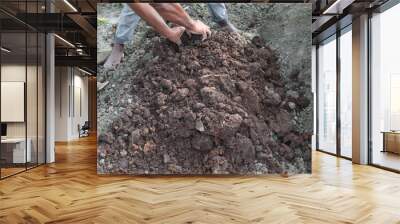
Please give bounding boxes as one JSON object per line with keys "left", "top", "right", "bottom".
{"left": 79, "top": 121, "right": 90, "bottom": 138}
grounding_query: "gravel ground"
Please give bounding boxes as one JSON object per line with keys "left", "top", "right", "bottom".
{"left": 97, "top": 3, "right": 312, "bottom": 175}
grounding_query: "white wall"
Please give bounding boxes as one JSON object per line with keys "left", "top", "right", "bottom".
{"left": 54, "top": 67, "right": 89, "bottom": 141}
{"left": 55, "top": 66, "right": 69, "bottom": 141}
{"left": 1, "top": 65, "right": 37, "bottom": 138}
{"left": 1, "top": 63, "right": 46, "bottom": 164}
{"left": 1, "top": 65, "right": 26, "bottom": 138}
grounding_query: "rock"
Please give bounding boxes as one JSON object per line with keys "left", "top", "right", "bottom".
{"left": 233, "top": 96, "right": 242, "bottom": 102}
{"left": 156, "top": 93, "right": 168, "bottom": 106}
{"left": 175, "top": 88, "right": 190, "bottom": 101}
{"left": 287, "top": 90, "right": 299, "bottom": 100}
{"left": 120, "top": 158, "right": 128, "bottom": 169}
{"left": 233, "top": 134, "right": 255, "bottom": 161}
{"left": 251, "top": 36, "right": 265, "bottom": 48}
{"left": 184, "top": 79, "right": 197, "bottom": 89}
{"left": 143, "top": 141, "right": 156, "bottom": 154}
{"left": 98, "top": 133, "right": 114, "bottom": 145}
{"left": 193, "top": 102, "right": 205, "bottom": 111}
{"left": 195, "top": 120, "right": 205, "bottom": 132}
{"left": 160, "top": 79, "right": 173, "bottom": 92}
{"left": 273, "top": 110, "right": 292, "bottom": 135}
{"left": 280, "top": 143, "right": 295, "bottom": 161}
{"left": 168, "top": 164, "right": 183, "bottom": 173}
{"left": 163, "top": 153, "right": 171, "bottom": 164}
{"left": 200, "top": 87, "right": 226, "bottom": 104}
{"left": 256, "top": 152, "right": 270, "bottom": 159}
{"left": 264, "top": 86, "right": 281, "bottom": 105}
{"left": 131, "top": 130, "right": 141, "bottom": 144}
{"left": 191, "top": 134, "right": 214, "bottom": 152}
{"left": 120, "top": 150, "right": 127, "bottom": 157}
{"left": 288, "top": 102, "right": 296, "bottom": 110}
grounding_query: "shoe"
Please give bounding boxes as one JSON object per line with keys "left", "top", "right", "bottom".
{"left": 217, "top": 20, "right": 239, "bottom": 33}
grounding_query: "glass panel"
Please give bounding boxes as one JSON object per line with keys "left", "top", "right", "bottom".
{"left": 27, "top": 31, "right": 38, "bottom": 169}
{"left": 371, "top": 4, "right": 400, "bottom": 171}
{"left": 312, "top": 45, "right": 317, "bottom": 151}
{"left": 1, "top": 31, "right": 27, "bottom": 177}
{"left": 0, "top": 0, "right": 46, "bottom": 179}
{"left": 340, "top": 28, "right": 352, "bottom": 158}
{"left": 318, "top": 36, "right": 337, "bottom": 154}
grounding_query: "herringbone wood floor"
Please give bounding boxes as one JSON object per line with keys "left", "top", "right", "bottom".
{"left": 1, "top": 135, "right": 400, "bottom": 224}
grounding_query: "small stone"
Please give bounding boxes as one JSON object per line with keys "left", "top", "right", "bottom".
{"left": 168, "top": 164, "right": 183, "bottom": 173}
{"left": 233, "top": 96, "right": 242, "bottom": 102}
{"left": 120, "top": 158, "right": 128, "bottom": 169}
{"left": 156, "top": 93, "right": 168, "bottom": 106}
{"left": 98, "top": 133, "right": 114, "bottom": 145}
{"left": 160, "top": 79, "right": 173, "bottom": 92}
{"left": 195, "top": 120, "right": 205, "bottom": 132}
{"left": 256, "top": 152, "right": 269, "bottom": 159}
{"left": 142, "top": 108, "right": 151, "bottom": 118}
{"left": 131, "top": 130, "right": 141, "bottom": 144}
{"left": 193, "top": 102, "right": 205, "bottom": 110}
{"left": 200, "top": 87, "right": 226, "bottom": 104}
{"left": 288, "top": 102, "right": 296, "bottom": 110}
{"left": 255, "top": 146, "right": 263, "bottom": 152}
{"left": 287, "top": 90, "right": 299, "bottom": 99}
{"left": 179, "top": 88, "right": 189, "bottom": 97}
{"left": 131, "top": 144, "right": 139, "bottom": 151}
{"left": 120, "top": 150, "right": 127, "bottom": 157}
{"left": 184, "top": 79, "right": 197, "bottom": 89}
{"left": 143, "top": 141, "right": 156, "bottom": 154}
{"left": 175, "top": 88, "right": 189, "bottom": 101}
{"left": 163, "top": 153, "right": 170, "bottom": 164}
{"left": 191, "top": 134, "right": 214, "bottom": 152}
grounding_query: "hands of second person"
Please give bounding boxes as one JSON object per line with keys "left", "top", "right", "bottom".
{"left": 166, "top": 20, "right": 211, "bottom": 45}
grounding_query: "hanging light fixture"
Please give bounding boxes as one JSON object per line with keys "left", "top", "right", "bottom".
{"left": 1, "top": 47, "right": 11, "bottom": 53}
{"left": 54, "top": 34, "right": 75, "bottom": 48}
{"left": 63, "top": 0, "right": 78, "bottom": 12}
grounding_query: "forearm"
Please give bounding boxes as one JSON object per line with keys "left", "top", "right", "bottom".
{"left": 128, "top": 3, "right": 172, "bottom": 39}
{"left": 151, "top": 3, "right": 195, "bottom": 30}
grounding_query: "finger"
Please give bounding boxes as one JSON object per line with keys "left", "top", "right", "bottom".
{"left": 201, "top": 31, "right": 207, "bottom": 41}
{"left": 206, "top": 29, "right": 211, "bottom": 38}
{"left": 177, "top": 28, "right": 185, "bottom": 45}
{"left": 178, "top": 26, "right": 186, "bottom": 35}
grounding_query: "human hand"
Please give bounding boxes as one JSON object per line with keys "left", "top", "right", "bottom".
{"left": 166, "top": 26, "right": 186, "bottom": 45}
{"left": 186, "top": 20, "right": 211, "bottom": 41}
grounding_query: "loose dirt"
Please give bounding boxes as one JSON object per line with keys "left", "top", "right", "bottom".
{"left": 98, "top": 32, "right": 311, "bottom": 174}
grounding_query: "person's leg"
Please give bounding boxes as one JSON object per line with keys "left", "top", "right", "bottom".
{"left": 207, "top": 3, "right": 238, "bottom": 33}
{"left": 207, "top": 3, "right": 228, "bottom": 23}
{"left": 114, "top": 4, "right": 141, "bottom": 44}
{"left": 104, "top": 4, "right": 141, "bottom": 69}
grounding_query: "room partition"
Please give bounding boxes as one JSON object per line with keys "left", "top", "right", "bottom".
{"left": 0, "top": 0, "right": 47, "bottom": 179}
{"left": 315, "top": 24, "right": 353, "bottom": 160}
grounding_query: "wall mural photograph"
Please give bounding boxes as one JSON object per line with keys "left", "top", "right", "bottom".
{"left": 97, "top": 3, "right": 312, "bottom": 175}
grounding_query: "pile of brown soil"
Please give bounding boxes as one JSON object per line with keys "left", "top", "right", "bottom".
{"left": 98, "top": 32, "right": 311, "bottom": 175}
